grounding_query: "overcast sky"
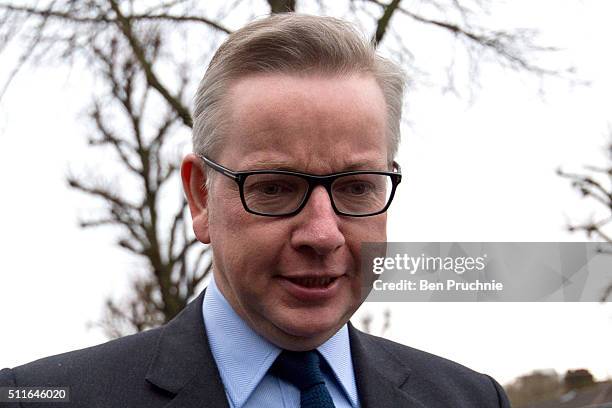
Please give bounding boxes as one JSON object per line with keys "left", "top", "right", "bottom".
{"left": 1, "top": 0, "right": 611, "bottom": 386}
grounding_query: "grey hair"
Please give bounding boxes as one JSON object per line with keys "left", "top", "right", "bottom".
{"left": 192, "top": 13, "right": 405, "bottom": 181}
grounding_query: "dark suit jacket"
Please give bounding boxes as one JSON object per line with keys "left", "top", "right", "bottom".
{"left": 1, "top": 290, "right": 510, "bottom": 407}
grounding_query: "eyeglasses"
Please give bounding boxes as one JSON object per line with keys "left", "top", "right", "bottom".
{"left": 198, "top": 154, "right": 401, "bottom": 217}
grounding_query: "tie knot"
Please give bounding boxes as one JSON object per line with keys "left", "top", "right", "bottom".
{"left": 271, "top": 350, "right": 326, "bottom": 391}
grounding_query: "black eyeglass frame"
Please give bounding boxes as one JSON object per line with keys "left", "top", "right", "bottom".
{"left": 197, "top": 154, "right": 402, "bottom": 217}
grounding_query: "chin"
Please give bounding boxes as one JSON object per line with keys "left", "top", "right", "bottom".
{"left": 275, "top": 310, "right": 347, "bottom": 342}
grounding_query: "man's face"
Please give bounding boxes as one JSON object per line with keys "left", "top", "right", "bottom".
{"left": 190, "top": 72, "right": 389, "bottom": 350}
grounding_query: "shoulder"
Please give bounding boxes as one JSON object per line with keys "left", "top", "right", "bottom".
{"left": 351, "top": 329, "right": 510, "bottom": 407}
{"left": 0, "top": 292, "right": 211, "bottom": 407}
{"left": 0, "top": 327, "right": 163, "bottom": 391}
{"left": 356, "top": 329, "right": 482, "bottom": 377}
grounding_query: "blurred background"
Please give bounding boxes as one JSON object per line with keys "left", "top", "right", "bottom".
{"left": 1, "top": 1, "right": 611, "bottom": 406}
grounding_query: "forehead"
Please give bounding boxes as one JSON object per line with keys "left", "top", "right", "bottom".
{"left": 218, "top": 72, "right": 389, "bottom": 173}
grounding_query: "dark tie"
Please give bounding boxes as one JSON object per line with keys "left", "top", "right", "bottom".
{"left": 271, "top": 350, "right": 336, "bottom": 408}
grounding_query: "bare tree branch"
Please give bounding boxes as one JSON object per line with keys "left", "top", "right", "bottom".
{"left": 363, "top": 0, "right": 560, "bottom": 76}
{"left": 0, "top": 3, "right": 55, "bottom": 99}
{"left": 132, "top": 12, "right": 231, "bottom": 33}
{"left": 559, "top": 135, "right": 612, "bottom": 301}
{"left": 1, "top": 4, "right": 231, "bottom": 33}
{"left": 372, "top": 0, "right": 401, "bottom": 46}
{"left": 67, "top": 177, "right": 137, "bottom": 211}
{"left": 267, "top": 0, "right": 297, "bottom": 13}
{"left": 108, "top": 0, "right": 193, "bottom": 128}
{"left": 1, "top": 4, "right": 112, "bottom": 23}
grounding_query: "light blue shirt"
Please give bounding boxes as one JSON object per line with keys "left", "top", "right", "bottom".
{"left": 202, "top": 275, "right": 360, "bottom": 408}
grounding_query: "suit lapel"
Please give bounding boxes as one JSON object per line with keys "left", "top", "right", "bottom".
{"left": 145, "top": 290, "right": 230, "bottom": 408}
{"left": 349, "top": 323, "right": 427, "bottom": 408}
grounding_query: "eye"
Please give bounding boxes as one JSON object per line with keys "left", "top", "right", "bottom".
{"left": 336, "top": 181, "right": 374, "bottom": 196}
{"left": 258, "top": 182, "right": 289, "bottom": 195}
{"left": 250, "top": 181, "right": 296, "bottom": 197}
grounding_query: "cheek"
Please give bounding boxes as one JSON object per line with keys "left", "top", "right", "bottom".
{"left": 345, "top": 215, "right": 387, "bottom": 244}
{"left": 208, "top": 190, "right": 246, "bottom": 236}
{"left": 209, "top": 198, "right": 290, "bottom": 269}
{"left": 343, "top": 217, "right": 387, "bottom": 271}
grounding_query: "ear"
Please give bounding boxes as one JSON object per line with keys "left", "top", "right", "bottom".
{"left": 181, "top": 153, "right": 211, "bottom": 244}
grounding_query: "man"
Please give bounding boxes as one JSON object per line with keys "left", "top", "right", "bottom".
{"left": 0, "top": 14, "right": 510, "bottom": 408}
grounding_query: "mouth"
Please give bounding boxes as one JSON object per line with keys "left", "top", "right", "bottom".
{"left": 277, "top": 274, "right": 344, "bottom": 302}
{"left": 284, "top": 276, "right": 339, "bottom": 289}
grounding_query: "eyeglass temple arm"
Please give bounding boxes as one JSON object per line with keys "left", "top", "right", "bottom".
{"left": 197, "top": 154, "right": 239, "bottom": 181}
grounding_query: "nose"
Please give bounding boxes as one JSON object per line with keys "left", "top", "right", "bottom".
{"left": 290, "top": 186, "right": 345, "bottom": 256}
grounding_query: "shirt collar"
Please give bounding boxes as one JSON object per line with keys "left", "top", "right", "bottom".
{"left": 203, "top": 275, "right": 280, "bottom": 408}
{"left": 318, "top": 324, "right": 360, "bottom": 407}
{"left": 202, "top": 275, "right": 359, "bottom": 408}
